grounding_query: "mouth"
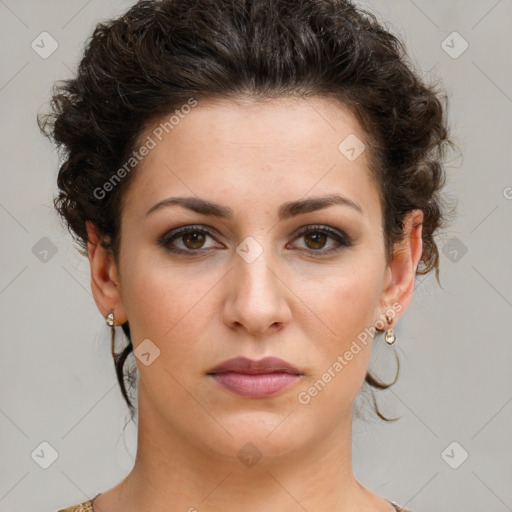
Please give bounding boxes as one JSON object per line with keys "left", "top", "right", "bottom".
{"left": 207, "top": 356, "right": 303, "bottom": 398}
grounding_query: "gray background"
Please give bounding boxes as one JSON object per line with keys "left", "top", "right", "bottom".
{"left": 0, "top": 1, "right": 511, "bottom": 511}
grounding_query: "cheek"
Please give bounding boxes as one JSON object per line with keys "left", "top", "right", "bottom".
{"left": 299, "top": 279, "right": 377, "bottom": 407}
{"left": 299, "top": 265, "right": 381, "bottom": 338}
{"left": 121, "top": 256, "right": 220, "bottom": 374}
{"left": 120, "top": 252, "right": 201, "bottom": 340}
{"left": 294, "top": 266, "right": 380, "bottom": 393}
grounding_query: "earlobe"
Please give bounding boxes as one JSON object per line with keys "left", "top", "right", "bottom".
{"left": 86, "top": 221, "right": 127, "bottom": 324}
{"left": 379, "top": 209, "right": 424, "bottom": 320}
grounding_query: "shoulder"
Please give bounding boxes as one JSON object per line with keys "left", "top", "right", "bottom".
{"left": 57, "top": 498, "right": 95, "bottom": 512}
{"left": 393, "top": 504, "right": 414, "bottom": 512}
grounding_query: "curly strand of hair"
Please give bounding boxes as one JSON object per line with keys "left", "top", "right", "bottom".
{"left": 111, "top": 325, "right": 137, "bottom": 421}
{"left": 364, "top": 349, "right": 401, "bottom": 422}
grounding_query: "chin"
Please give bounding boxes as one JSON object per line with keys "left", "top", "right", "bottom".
{"left": 199, "top": 410, "right": 313, "bottom": 464}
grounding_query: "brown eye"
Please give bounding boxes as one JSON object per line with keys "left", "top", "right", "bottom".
{"left": 159, "top": 224, "right": 352, "bottom": 257}
{"left": 159, "top": 226, "right": 220, "bottom": 254}
{"left": 182, "top": 231, "right": 207, "bottom": 250}
{"left": 303, "top": 231, "right": 328, "bottom": 250}
{"left": 292, "top": 225, "right": 353, "bottom": 255}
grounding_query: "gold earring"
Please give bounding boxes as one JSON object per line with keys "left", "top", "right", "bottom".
{"left": 105, "top": 312, "right": 115, "bottom": 327}
{"left": 384, "top": 315, "right": 396, "bottom": 345}
{"left": 106, "top": 312, "right": 117, "bottom": 359}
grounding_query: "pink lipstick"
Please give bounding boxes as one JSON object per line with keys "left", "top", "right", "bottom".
{"left": 207, "top": 356, "right": 302, "bottom": 398}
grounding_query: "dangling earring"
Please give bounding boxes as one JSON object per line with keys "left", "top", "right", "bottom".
{"left": 385, "top": 315, "right": 396, "bottom": 345}
{"left": 106, "top": 312, "right": 116, "bottom": 358}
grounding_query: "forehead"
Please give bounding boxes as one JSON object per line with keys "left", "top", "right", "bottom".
{"left": 122, "top": 96, "right": 382, "bottom": 227}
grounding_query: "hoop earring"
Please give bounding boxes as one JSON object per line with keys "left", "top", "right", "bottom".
{"left": 106, "top": 312, "right": 116, "bottom": 357}
{"left": 385, "top": 315, "right": 396, "bottom": 345}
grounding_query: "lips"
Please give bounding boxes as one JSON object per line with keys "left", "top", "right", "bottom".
{"left": 207, "top": 356, "right": 302, "bottom": 376}
{"left": 207, "top": 356, "right": 302, "bottom": 398}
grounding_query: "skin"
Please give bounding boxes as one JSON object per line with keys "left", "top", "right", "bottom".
{"left": 86, "top": 95, "right": 423, "bottom": 512}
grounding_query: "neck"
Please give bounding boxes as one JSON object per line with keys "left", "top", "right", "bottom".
{"left": 103, "top": 385, "right": 391, "bottom": 512}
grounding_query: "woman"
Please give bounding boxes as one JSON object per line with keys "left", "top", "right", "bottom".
{"left": 39, "top": 0, "right": 455, "bottom": 510}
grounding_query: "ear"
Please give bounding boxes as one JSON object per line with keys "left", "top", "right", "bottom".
{"left": 378, "top": 209, "right": 424, "bottom": 322}
{"left": 86, "top": 221, "right": 127, "bottom": 325}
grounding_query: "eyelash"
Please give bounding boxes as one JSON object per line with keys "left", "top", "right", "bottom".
{"left": 158, "top": 224, "right": 353, "bottom": 256}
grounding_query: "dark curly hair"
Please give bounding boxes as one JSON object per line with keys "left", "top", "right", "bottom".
{"left": 38, "top": 0, "right": 457, "bottom": 423}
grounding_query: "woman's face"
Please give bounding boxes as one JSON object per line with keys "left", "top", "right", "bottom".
{"left": 95, "top": 96, "right": 420, "bottom": 462}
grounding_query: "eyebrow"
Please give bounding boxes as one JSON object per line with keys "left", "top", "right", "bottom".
{"left": 145, "top": 194, "right": 363, "bottom": 220}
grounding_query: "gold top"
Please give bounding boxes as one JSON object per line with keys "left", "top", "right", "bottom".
{"left": 58, "top": 497, "right": 413, "bottom": 512}
{"left": 58, "top": 500, "right": 94, "bottom": 512}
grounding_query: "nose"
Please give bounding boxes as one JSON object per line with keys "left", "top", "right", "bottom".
{"left": 222, "top": 239, "right": 292, "bottom": 336}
